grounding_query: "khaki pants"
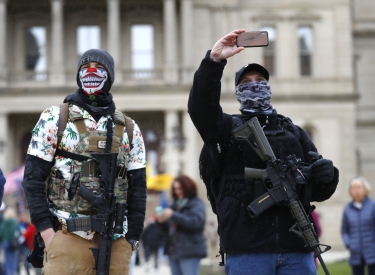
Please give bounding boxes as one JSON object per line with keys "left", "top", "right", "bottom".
{"left": 43, "top": 228, "right": 132, "bottom": 275}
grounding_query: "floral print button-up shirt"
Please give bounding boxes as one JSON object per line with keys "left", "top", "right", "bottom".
{"left": 27, "top": 104, "right": 146, "bottom": 240}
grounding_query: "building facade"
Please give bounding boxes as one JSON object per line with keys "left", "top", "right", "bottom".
{"left": 352, "top": 0, "right": 375, "bottom": 188}
{"left": 0, "top": 0, "right": 362, "bottom": 252}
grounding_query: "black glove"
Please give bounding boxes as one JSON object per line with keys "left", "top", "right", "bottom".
{"left": 26, "top": 232, "right": 45, "bottom": 268}
{"left": 301, "top": 151, "right": 334, "bottom": 183}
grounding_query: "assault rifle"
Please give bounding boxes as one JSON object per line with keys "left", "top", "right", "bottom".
{"left": 232, "top": 117, "right": 331, "bottom": 275}
{"left": 66, "top": 153, "right": 127, "bottom": 275}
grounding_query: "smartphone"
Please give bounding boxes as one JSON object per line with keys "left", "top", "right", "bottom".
{"left": 237, "top": 31, "right": 269, "bottom": 47}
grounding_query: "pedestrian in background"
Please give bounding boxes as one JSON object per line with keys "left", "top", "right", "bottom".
{"left": 141, "top": 216, "right": 166, "bottom": 272}
{"left": 0, "top": 207, "right": 21, "bottom": 275}
{"left": 0, "top": 168, "right": 5, "bottom": 206}
{"left": 341, "top": 176, "right": 375, "bottom": 275}
{"left": 156, "top": 175, "right": 207, "bottom": 275}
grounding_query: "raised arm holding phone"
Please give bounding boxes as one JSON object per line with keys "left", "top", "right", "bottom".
{"left": 188, "top": 29, "right": 339, "bottom": 275}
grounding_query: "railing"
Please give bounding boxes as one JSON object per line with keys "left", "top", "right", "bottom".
{"left": 8, "top": 71, "right": 49, "bottom": 82}
{"left": 123, "top": 68, "right": 164, "bottom": 81}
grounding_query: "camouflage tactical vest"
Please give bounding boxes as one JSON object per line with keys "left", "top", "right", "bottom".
{"left": 46, "top": 105, "right": 130, "bottom": 213}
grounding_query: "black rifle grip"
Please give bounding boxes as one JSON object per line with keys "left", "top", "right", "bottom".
{"left": 78, "top": 184, "right": 102, "bottom": 207}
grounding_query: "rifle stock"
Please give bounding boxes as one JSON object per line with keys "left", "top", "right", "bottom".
{"left": 232, "top": 118, "right": 274, "bottom": 161}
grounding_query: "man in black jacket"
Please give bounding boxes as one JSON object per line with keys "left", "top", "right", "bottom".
{"left": 188, "top": 29, "right": 339, "bottom": 275}
{"left": 22, "top": 49, "right": 146, "bottom": 275}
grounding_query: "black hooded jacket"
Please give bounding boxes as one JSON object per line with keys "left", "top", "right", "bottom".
{"left": 188, "top": 51, "right": 339, "bottom": 254}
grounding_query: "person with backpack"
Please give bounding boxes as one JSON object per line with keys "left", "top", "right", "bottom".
{"left": 22, "top": 49, "right": 146, "bottom": 275}
{"left": 188, "top": 29, "right": 339, "bottom": 275}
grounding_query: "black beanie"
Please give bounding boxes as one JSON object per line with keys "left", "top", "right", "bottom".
{"left": 77, "top": 49, "right": 115, "bottom": 88}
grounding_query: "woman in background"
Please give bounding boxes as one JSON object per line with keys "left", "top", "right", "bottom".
{"left": 341, "top": 176, "right": 375, "bottom": 275}
{"left": 156, "top": 175, "right": 207, "bottom": 275}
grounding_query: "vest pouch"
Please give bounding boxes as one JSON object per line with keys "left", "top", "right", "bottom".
{"left": 114, "top": 178, "right": 128, "bottom": 204}
{"left": 46, "top": 176, "right": 66, "bottom": 208}
{"left": 46, "top": 168, "right": 77, "bottom": 212}
{"left": 88, "top": 136, "right": 120, "bottom": 153}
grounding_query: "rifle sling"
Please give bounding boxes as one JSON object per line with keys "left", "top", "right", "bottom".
{"left": 57, "top": 103, "right": 69, "bottom": 149}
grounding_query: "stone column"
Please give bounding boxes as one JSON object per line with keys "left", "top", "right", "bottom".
{"left": 107, "top": 0, "right": 121, "bottom": 82}
{"left": 0, "top": 0, "right": 8, "bottom": 84}
{"left": 50, "top": 0, "right": 65, "bottom": 85}
{"left": 276, "top": 21, "right": 298, "bottom": 78}
{"left": 0, "top": 113, "right": 9, "bottom": 172}
{"left": 180, "top": 0, "right": 193, "bottom": 84}
{"left": 163, "top": 0, "right": 178, "bottom": 84}
{"left": 181, "top": 111, "right": 199, "bottom": 182}
{"left": 161, "top": 111, "right": 180, "bottom": 176}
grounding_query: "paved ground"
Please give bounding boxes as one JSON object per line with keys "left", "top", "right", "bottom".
{"left": 18, "top": 250, "right": 349, "bottom": 275}
{"left": 19, "top": 264, "right": 172, "bottom": 275}
{"left": 132, "top": 263, "right": 171, "bottom": 275}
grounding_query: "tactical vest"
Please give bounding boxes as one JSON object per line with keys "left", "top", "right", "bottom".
{"left": 46, "top": 105, "right": 131, "bottom": 214}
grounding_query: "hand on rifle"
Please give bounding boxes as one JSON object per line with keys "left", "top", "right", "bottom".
{"left": 210, "top": 29, "right": 245, "bottom": 62}
{"left": 301, "top": 151, "right": 334, "bottom": 183}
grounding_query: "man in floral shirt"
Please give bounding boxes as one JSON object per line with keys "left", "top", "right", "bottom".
{"left": 22, "top": 49, "right": 147, "bottom": 275}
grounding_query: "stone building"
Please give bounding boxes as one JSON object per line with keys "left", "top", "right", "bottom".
{"left": 352, "top": 0, "right": 375, "bottom": 188}
{"left": 0, "top": 0, "right": 366, "bottom": 252}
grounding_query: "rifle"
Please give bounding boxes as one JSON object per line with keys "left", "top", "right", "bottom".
{"left": 232, "top": 117, "right": 331, "bottom": 275}
{"left": 66, "top": 153, "right": 126, "bottom": 275}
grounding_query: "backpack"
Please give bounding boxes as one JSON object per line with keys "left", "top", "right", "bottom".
{"left": 199, "top": 114, "right": 301, "bottom": 214}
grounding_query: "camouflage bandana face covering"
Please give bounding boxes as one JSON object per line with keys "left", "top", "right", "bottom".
{"left": 235, "top": 81, "right": 273, "bottom": 114}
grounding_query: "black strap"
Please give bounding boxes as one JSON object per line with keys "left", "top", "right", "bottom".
{"left": 57, "top": 103, "right": 69, "bottom": 149}
{"left": 278, "top": 114, "right": 301, "bottom": 141}
{"left": 55, "top": 149, "right": 93, "bottom": 162}
{"left": 105, "top": 118, "right": 114, "bottom": 153}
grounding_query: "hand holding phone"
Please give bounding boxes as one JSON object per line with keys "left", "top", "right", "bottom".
{"left": 236, "top": 31, "right": 269, "bottom": 48}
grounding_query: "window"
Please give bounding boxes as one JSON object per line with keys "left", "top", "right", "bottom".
{"left": 77, "top": 26, "right": 101, "bottom": 55}
{"left": 25, "top": 27, "right": 46, "bottom": 72}
{"left": 131, "top": 24, "right": 154, "bottom": 72}
{"left": 298, "top": 26, "right": 313, "bottom": 76}
{"left": 262, "top": 26, "right": 276, "bottom": 76}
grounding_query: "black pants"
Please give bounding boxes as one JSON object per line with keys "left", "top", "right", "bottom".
{"left": 352, "top": 256, "right": 375, "bottom": 275}
{"left": 144, "top": 246, "right": 159, "bottom": 269}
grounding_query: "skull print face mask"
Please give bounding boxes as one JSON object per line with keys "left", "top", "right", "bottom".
{"left": 79, "top": 67, "right": 108, "bottom": 95}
